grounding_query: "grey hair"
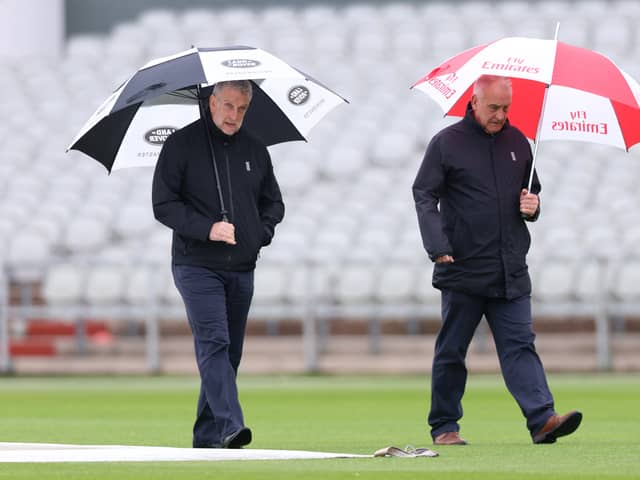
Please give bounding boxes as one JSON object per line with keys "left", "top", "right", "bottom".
{"left": 473, "top": 75, "right": 512, "bottom": 96}
{"left": 212, "top": 80, "right": 253, "bottom": 101}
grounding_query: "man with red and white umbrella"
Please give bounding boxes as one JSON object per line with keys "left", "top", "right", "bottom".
{"left": 413, "top": 75, "right": 582, "bottom": 446}
{"left": 412, "top": 31, "right": 640, "bottom": 446}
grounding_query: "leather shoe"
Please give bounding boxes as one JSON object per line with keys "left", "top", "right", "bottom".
{"left": 434, "top": 431, "right": 467, "bottom": 445}
{"left": 221, "top": 427, "right": 252, "bottom": 449}
{"left": 533, "top": 411, "right": 582, "bottom": 444}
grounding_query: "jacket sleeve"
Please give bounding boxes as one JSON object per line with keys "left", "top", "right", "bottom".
{"left": 412, "top": 136, "right": 453, "bottom": 261}
{"left": 258, "top": 149, "right": 285, "bottom": 246}
{"left": 152, "top": 134, "right": 213, "bottom": 241}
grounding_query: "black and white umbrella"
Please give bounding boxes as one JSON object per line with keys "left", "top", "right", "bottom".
{"left": 67, "top": 46, "right": 348, "bottom": 172}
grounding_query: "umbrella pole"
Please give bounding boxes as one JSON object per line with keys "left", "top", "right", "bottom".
{"left": 527, "top": 132, "right": 541, "bottom": 192}
{"left": 527, "top": 22, "right": 560, "bottom": 192}
{"left": 197, "top": 84, "right": 229, "bottom": 222}
{"left": 527, "top": 83, "right": 550, "bottom": 192}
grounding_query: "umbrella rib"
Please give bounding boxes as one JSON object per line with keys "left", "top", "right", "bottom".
{"left": 167, "top": 90, "right": 198, "bottom": 100}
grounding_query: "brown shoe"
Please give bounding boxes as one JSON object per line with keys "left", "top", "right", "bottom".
{"left": 434, "top": 431, "right": 467, "bottom": 445}
{"left": 533, "top": 411, "right": 582, "bottom": 444}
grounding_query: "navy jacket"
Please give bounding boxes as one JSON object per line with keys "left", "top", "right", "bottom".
{"left": 152, "top": 114, "right": 284, "bottom": 272}
{"left": 412, "top": 104, "right": 541, "bottom": 300}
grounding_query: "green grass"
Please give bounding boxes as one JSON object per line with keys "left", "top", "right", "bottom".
{"left": 0, "top": 374, "right": 639, "bottom": 479}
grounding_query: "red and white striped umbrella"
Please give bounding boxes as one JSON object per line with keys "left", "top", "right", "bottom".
{"left": 412, "top": 36, "right": 640, "bottom": 156}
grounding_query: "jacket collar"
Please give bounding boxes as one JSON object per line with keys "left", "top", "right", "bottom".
{"left": 463, "top": 102, "right": 510, "bottom": 137}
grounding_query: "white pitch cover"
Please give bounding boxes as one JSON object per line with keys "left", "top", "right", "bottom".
{"left": 0, "top": 442, "right": 368, "bottom": 463}
{"left": 258, "top": 77, "right": 346, "bottom": 137}
{"left": 538, "top": 85, "right": 626, "bottom": 149}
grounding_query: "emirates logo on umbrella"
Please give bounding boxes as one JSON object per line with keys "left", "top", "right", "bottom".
{"left": 288, "top": 86, "right": 310, "bottom": 105}
{"left": 144, "top": 127, "right": 177, "bottom": 145}
{"left": 222, "top": 59, "right": 261, "bottom": 68}
{"left": 550, "top": 110, "right": 608, "bottom": 135}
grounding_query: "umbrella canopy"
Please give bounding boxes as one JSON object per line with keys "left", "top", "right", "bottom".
{"left": 68, "top": 46, "right": 348, "bottom": 172}
{"left": 411, "top": 36, "right": 640, "bottom": 152}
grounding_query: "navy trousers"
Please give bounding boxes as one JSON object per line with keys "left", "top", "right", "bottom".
{"left": 429, "top": 289, "right": 555, "bottom": 439}
{"left": 172, "top": 264, "right": 254, "bottom": 447}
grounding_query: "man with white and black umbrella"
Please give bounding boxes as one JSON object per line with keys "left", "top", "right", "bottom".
{"left": 152, "top": 80, "right": 284, "bottom": 449}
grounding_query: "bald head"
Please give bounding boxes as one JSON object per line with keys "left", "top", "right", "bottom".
{"left": 473, "top": 75, "right": 512, "bottom": 96}
{"left": 471, "top": 75, "right": 512, "bottom": 134}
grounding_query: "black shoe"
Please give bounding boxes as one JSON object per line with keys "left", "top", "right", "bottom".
{"left": 221, "top": 427, "right": 252, "bottom": 449}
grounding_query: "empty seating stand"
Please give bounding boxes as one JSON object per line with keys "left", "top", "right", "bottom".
{"left": 1, "top": 0, "right": 639, "bottom": 373}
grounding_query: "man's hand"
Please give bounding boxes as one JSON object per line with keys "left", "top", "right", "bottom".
{"left": 435, "top": 255, "right": 454, "bottom": 264}
{"left": 209, "top": 221, "right": 236, "bottom": 245}
{"left": 520, "top": 189, "right": 539, "bottom": 217}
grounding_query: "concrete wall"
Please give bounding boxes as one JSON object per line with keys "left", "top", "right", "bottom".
{"left": 64, "top": 0, "right": 400, "bottom": 36}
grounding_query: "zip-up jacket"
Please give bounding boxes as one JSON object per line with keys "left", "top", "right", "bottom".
{"left": 152, "top": 115, "right": 285, "bottom": 271}
{"left": 412, "top": 104, "right": 541, "bottom": 299}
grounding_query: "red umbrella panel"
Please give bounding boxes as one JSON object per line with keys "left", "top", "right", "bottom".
{"left": 412, "top": 37, "right": 640, "bottom": 151}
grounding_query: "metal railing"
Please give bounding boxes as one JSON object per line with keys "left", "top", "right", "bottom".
{"left": 1, "top": 257, "right": 638, "bottom": 374}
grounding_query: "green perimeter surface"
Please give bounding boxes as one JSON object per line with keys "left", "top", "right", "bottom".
{"left": 0, "top": 374, "right": 638, "bottom": 479}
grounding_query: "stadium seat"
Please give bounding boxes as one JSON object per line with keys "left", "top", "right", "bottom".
{"left": 113, "top": 204, "right": 156, "bottom": 240}
{"left": 412, "top": 263, "right": 440, "bottom": 307}
{"left": 123, "top": 265, "right": 159, "bottom": 306}
{"left": 332, "top": 264, "right": 377, "bottom": 317}
{"left": 6, "top": 232, "right": 51, "bottom": 283}
{"left": 533, "top": 261, "right": 575, "bottom": 304}
{"left": 253, "top": 263, "right": 289, "bottom": 305}
{"left": 1, "top": 0, "right": 638, "bottom": 364}
{"left": 60, "top": 217, "right": 110, "bottom": 255}
{"left": 375, "top": 264, "right": 415, "bottom": 304}
{"left": 611, "top": 260, "right": 640, "bottom": 301}
{"left": 42, "top": 263, "right": 86, "bottom": 305}
{"left": 573, "top": 259, "right": 612, "bottom": 304}
{"left": 84, "top": 264, "right": 127, "bottom": 306}
{"left": 159, "top": 268, "right": 183, "bottom": 309}
{"left": 285, "top": 264, "right": 333, "bottom": 306}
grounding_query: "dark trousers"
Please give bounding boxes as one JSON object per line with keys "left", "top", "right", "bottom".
{"left": 172, "top": 264, "right": 254, "bottom": 447}
{"left": 429, "top": 289, "right": 555, "bottom": 439}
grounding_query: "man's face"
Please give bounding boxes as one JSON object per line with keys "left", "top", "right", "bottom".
{"left": 471, "top": 80, "right": 512, "bottom": 135}
{"left": 209, "top": 86, "right": 251, "bottom": 135}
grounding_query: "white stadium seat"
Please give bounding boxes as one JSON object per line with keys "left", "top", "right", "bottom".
{"left": 42, "top": 263, "right": 86, "bottom": 305}
{"left": 84, "top": 264, "right": 127, "bottom": 306}
{"left": 0, "top": 0, "right": 637, "bottom": 338}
